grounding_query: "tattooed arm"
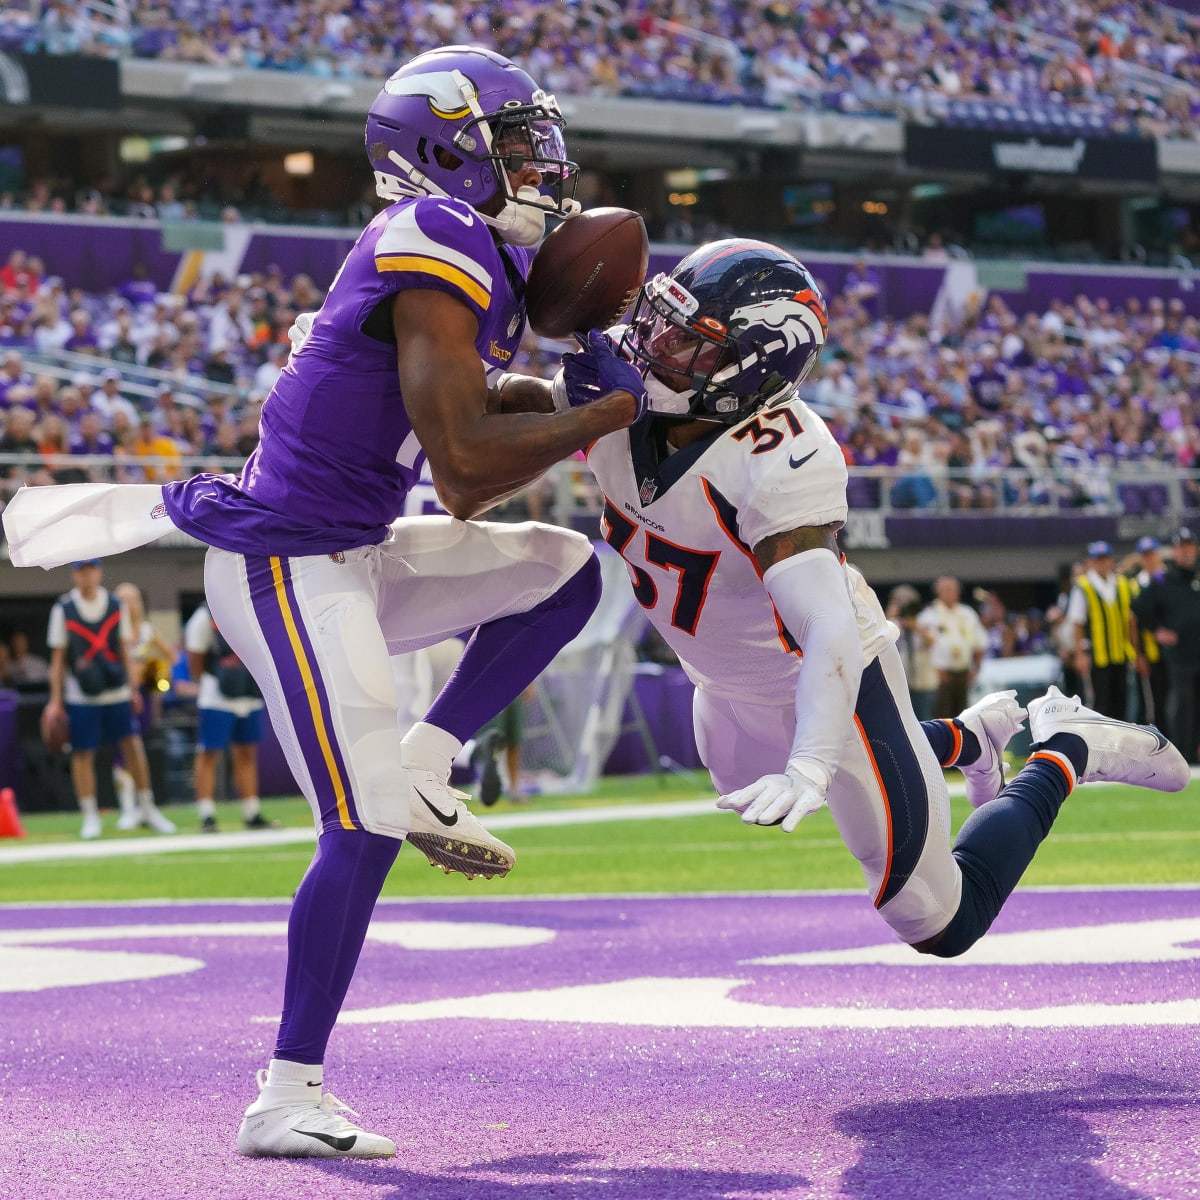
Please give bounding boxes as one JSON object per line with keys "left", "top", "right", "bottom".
{"left": 752, "top": 522, "right": 841, "bottom": 574}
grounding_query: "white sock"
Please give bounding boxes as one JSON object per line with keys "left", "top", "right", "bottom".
{"left": 137, "top": 788, "right": 156, "bottom": 812}
{"left": 400, "top": 721, "right": 462, "bottom": 774}
{"left": 455, "top": 738, "right": 477, "bottom": 769}
{"left": 114, "top": 768, "right": 137, "bottom": 812}
{"left": 265, "top": 1057, "right": 322, "bottom": 1091}
{"left": 241, "top": 796, "right": 261, "bottom": 820}
{"left": 79, "top": 795, "right": 98, "bottom": 817}
{"left": 197, "top": 797, "right": 217, "bottom": 819}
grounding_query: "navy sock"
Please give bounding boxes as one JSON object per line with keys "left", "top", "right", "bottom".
{"left": 923, "top": 748, "right": 1076, "bottom": 959}
{"left": 922, "top": 718, "right": 982, "bottom": 768}
{"left": 425, "top": 553, "right": 601, "bottom": 742}
{"left": 274, "top": 828, "right": 401, "bottom": 1064}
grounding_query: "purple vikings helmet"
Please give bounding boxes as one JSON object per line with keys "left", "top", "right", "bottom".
{"left": 623, "top": 239, "right": 829, "bottom": 425}
{"left": 365, "top": 45, "right": 580, "bottom": 245}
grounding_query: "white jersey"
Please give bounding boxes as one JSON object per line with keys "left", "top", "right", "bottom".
{"left": 586, "top": 396, "right": 895, "bottom": 704}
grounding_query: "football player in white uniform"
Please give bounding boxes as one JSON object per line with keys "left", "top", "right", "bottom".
{"left": 547, "top": 239, "right": 1188, "bottom": 955}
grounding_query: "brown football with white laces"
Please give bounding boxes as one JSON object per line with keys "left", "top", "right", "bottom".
{"left": 525, "top": 207, "right": 649, "bottom": 339}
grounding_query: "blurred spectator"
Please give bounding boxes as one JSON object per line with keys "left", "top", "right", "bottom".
{"left": 119, "top": 263, "right": 159, "bottom": 309}
{"left": 0, "top": 349, "right": 33, "bottom": 402}
{"left": 0, "top": 250, "right": 39, "bottom": 294}
{"left": 887, "top": 583, "right": 937, "bottom": 720}
{"left": 0, "top": 406, "right": 40, "bottom": 482}
{"left": 917, "top": 575, "right": 988, "bottom": 717}
{"left": 1132, "top": 527, "right": 1200, "bottom": 763}
{"left": 185, "top": 601, "right": 271, "bottom": 832}
{"left": 8, "top": 630, "right": 49, "bottom": 686}
{"left": 114, "top": 580, "right": 176, "bottom": 729}
{"left": 1129, "top": 534, "right": 1168, "bottom": 730}
{"left": 38, "top": 412, "right": 86, "bottom": 482}
{"left": 844, "top": 258, "right": 882, "bottom": 320}
{"left": 132, "top": 414, "right": 182, "bottom": 481}
{"left": 92, "top": 368, "right": 140, "bottom": 426}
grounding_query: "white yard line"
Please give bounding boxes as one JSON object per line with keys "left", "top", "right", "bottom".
{"left": 0, "top": 798, "right": 717, "bottom": 864}
{"left": 22, "top": 754, "right": 1200, "bottom": 867}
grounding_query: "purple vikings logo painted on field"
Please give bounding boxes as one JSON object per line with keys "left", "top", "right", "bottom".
{"left": 2, "top": 889, "right": 1198, "bottom": 1198}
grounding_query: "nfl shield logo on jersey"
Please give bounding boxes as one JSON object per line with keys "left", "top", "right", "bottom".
{"left": 639, "top": 477, "right": 658, "bottom": 505}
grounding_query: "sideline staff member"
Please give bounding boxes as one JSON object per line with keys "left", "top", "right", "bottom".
{"left": 1132, "top": 527, "right": 1200, "bottom": 763}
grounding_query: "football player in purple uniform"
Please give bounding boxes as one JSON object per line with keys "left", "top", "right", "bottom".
{"left": 548, "top": 241, "right": 1186, "bottom": 965}
{"left": 167, "top": 47, "right": 646, "bottom": 1157}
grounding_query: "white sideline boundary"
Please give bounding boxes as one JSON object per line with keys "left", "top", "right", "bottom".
{"left": 8, "top": 762, "right": 1199, "bottom": 867}
{"left": 1, "top": 781, "right": 976, "bottom": 865}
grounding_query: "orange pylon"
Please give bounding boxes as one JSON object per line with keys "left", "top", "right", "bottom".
{"left": 0, "top": 787, "right": 27, "bottom": 838}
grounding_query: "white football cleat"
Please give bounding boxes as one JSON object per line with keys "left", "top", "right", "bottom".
{"left": 956, "top": 689, "right": 1027, "bottom": 808}
{"left": 1028, "top": 685, "right": 1190, "bottom": 792}
{"left": 114, "top": 808, "right": 142, "bottom": 832}
{"left": 237, "top": 1071, "right": 396, "bottom": 1158}
{"left": 405, "top": 768, "right": 515, "bottom": 880}
{"left": 79, "top": 811, "right": 102, "bottom": 840}
{"left": 139, "top": 805, "right": 177, "bottom": 834}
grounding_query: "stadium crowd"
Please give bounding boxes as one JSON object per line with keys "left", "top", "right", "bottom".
{"left": 0, "top": 0, "right": 1197, "bottom": 138}
{"left": 1, "top": 243, "right": 1199, "bottom": 517}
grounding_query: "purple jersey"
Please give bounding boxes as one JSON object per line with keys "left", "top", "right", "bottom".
{"left": 164, "top": 197, "right": 530, "bottom": 556}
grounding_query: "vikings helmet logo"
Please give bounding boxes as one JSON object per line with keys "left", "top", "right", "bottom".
{"left": 382, "top": 70, "right": 476, "bottom": 120}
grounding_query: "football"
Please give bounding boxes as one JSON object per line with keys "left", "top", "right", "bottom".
{"left": 40, "top": 705, "right": 70, "bottom": 754}
{"left": 525, "top": 207, "right": 649, "bottom": 339}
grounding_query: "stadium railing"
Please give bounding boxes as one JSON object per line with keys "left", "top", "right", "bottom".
{"left": 1, "top": 456, "right": 1196, "bottom": 534}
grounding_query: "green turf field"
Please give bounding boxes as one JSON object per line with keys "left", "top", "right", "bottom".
{"left": 1, "top": 768, "right": 1196, "bottom": 904}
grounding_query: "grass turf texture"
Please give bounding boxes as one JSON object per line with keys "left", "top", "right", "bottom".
{"left": 1, "top": 769, "right": 1196, "bottom": 903}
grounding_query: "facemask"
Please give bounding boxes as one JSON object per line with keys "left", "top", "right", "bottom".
{"left": 644, "top": 371, "right": 695, "bottom": 417}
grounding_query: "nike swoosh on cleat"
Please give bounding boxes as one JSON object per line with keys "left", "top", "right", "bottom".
{"left": 306, "top": 1081, "right": 322, "bottom": 1087}
{"left": 789, "top": 448, "right": 818, "bottom": 469}
{"left": 297, "top": 1130, "right": 358, "bottom": 1152}
{"left": 415, "top": 788, "right": 458, "bottom": 827}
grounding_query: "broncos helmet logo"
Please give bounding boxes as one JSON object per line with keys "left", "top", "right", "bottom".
{"left": 725, "top": 294, "right": 826, "bottom": 360}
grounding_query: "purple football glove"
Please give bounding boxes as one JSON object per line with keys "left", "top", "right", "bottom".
{"left": 559, "top": 329, "right": 648, "bottom": 422}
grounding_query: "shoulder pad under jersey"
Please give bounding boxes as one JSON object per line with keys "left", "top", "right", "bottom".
{"left": 372, "top": 196, "right": 498, "bottom": 316}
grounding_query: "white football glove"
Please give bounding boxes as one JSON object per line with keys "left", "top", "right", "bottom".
{"left": 287, "top": 310, "right": 316, "bottom": 354}
{"left": 715, "top": 761, "right": 830, "bottom": 833}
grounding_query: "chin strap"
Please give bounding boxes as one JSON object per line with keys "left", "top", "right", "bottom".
{"left": 643, "top": 371, "right": 695, "bottom": 417}
{"left": 374, "top": 149, "right": 448, "bottom": 203}
{"left": 477, "top": 188, "right": 581, "bottom": 247}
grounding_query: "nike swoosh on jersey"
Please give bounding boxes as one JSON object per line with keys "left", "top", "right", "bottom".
{"left": 788, "top": 448, "right": 818, "bottom": 469}
{"left": 297, "top": 1130, "right": 358, "bottom": 1153}
{"left": 437, "top": 203, "right": 474, "bottom": 227}
{"left": 415, "top": 788, "right": 459, "bottom": 827}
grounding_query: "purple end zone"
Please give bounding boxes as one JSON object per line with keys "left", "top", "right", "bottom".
{"left": 0, "top": 888, "right": 1198, "bottom": 1200}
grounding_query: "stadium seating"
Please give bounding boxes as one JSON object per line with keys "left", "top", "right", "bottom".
{"left": 1, "top": 0, "right": 1197, "bottom": 138}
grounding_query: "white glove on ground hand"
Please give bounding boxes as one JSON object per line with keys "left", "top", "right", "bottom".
{"left": 715, "top": 762, "right": 830, "bottom": 833}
